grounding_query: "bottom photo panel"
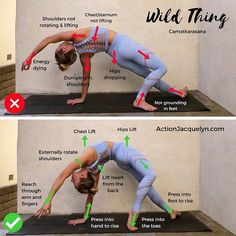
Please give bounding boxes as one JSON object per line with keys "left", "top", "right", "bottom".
{"left": 0, "top": 120, "right": 235, "bottom": 236}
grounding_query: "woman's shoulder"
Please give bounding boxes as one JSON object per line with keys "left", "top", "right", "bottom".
{"left": 82, "top": 146, "right": 97, "bottom": 158}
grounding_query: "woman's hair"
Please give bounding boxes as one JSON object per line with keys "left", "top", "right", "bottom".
{"left": 76, "top": 172, "right": 98, "bottom": 195}
{"left": 55, "top": 48, "right": 77, "bottom": 71}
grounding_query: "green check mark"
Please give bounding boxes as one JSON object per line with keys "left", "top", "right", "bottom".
{"left": 3, "top": 213, "right": 23, "bottom": 233}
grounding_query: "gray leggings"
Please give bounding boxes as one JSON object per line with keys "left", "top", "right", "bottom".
{"left": 111, "top": 142, "right": 172, "bottom": 213}
{"left": 107, "top": 33, "right": 174, "bottom": 99}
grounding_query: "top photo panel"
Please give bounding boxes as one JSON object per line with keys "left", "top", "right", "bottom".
{"left": 0, "top": 0, "right": 235, "bottom": 116}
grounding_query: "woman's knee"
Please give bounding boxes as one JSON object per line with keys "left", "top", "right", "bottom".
{"left": 160, "top": 63, "right": 168, "bottom": 76}
{"left": 148, "top": 63, "right": 167, "bottom": 82}
{"left": 146, "top": 172, "right": 157, "bottom": 183}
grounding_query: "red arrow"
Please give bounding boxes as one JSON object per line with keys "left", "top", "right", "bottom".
{"left": 72, "top": 33, "right": 86, "bottom": 39}
{"left": 138, "top": 50, "right": 150, "bottom": 60}
{"left": 84, "top": 57, "right": 90, "bottom": 72}
{"left": 169, "top": 88, "right": 184, "bottom": 96}
{"left": 26, "top": 51, "right": 36, "bottom": 65}
{"left": 137, "top": 93, "right": 145, "bottom": 106}
{"left": 112, "top": 50, "right": 117, "bottom": 64}
{"left": 92, "top": 26, "right": 99, "bottom": 42}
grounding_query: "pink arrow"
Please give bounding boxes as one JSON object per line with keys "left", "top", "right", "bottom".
{"left": 112, "top": 50, "right": 117, "bottom": 64}
{"left": 138, "top": 50, "right": 150, "bottom": 60}
{"left": 72, "top": 33, "right": 86, "bottom": 39}
{"left": 92, "top": 26, "right": 99, "bottom": 42}
{"left": 26, "top": 51, "right": 36, "bottom": 65}
{"left": 84, "top": 57, "right": 90, "bottom": 73}
{"left": 169, "top": 88, "right": 184, "bottom": 96}
{"left": 137, "top": 93, "right": 145, "bottom": 106}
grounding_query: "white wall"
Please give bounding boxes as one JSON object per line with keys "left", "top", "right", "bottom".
{"left": 198, "top": 0, "right": 236, "bottom": 115}
{"left": 200, "top": 120, "right": 236, "bottom": 235}
{"left": 0, "top": 0, "right": 16, "bottom": 66}
{"left": 0, "top": 121, "right": 18, "bottom": 187}
{"left": 16, "top": 0, "right": 198, "bottom": 94}
{"left": 18, "top": 120, "right": 200, "bottom": 214}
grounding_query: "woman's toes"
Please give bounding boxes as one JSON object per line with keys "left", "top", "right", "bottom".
{"left": 127, "top": 224, "right": 138, "bottom": 231}
{"left": 171, "top": 211, "right": 182, "bottom": 220}
{"left": 148, "top": 104, "right": 157, "bottom": 111}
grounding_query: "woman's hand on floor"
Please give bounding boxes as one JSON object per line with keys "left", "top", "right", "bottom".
{"left": 35, "top": 203, "right": 52, "bottom": 219}
{"left": 67, "top": 98, "right": 85, "bottom": 106}
{"left": 68, "top": 218, "right": 86, "bottom": 225}
{"left": 127, "top": 210, "right": 139, "bottom": 231}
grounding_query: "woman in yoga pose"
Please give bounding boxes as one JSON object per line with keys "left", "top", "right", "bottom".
{"left": 22, "top": 27, "right": 187, "bottom": 112}
{"left": 35, "top": 141, "right": 181, "bottom": 231}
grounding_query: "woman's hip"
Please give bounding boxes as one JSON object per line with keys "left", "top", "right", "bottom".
{"left": 112, "top": 142, "right": 148, "bottom": 167}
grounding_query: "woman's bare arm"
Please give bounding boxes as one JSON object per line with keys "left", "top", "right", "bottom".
{"left": 82, "top": 173, "right": 100, "bottom": 221}
{"left": 80, "top": 53, "right": 95, "bottom": 102}
{"left": 44, "top": 161, "right": 79, "bottom": 201}
{"left": 80, "top": 54, "right": 92, "bottom": 102}
{"left": 21, "top": 30, "right": 83, "bottom": 71}
{"left": 35, "top": 152, "right": 90, "bottom": 219}
{"left": 33, "top": 31, "right": 75, "bottom": 53}
{"left": 93, "top": 172, "right": 100, "bottom": 190}
{"left": 66, "top": 53, "right": 94, "bottom": 105}
{"left": 68, "top": 173, "right": 100, "bottom": 225}
{"left": 68, "top": 193, "right": 95, "bottom": 225}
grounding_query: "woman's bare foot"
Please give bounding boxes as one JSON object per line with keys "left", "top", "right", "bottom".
{"left": 179, "top": 87, "right": 188, "bottom": 98}
{"left": 127, "top": 210, "right": 139, "bottom": 231}
{"left": 133, "top": 99, "right": 157, "bottom": 112}
{"left": 170, "top": 210, "right": 182, "bottom": 220}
